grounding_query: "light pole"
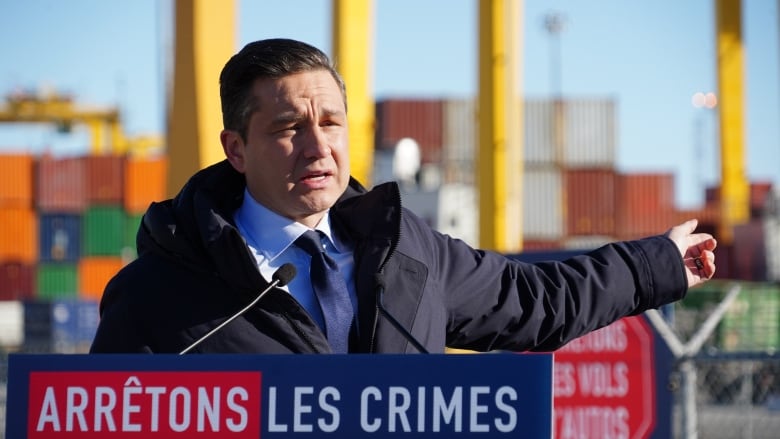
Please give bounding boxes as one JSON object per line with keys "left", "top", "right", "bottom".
{"left": 544, "top": 12, "right": 565, "bottom": 99}
{"left": 691, "top": 91, "right": 718, "bottom": 206}
{"left": 544, "top": 12, "right": 566, "bottom": 165}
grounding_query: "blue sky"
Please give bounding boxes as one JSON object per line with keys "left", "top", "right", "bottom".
{"left": 1, "top": 0, "right": 778, "bottom": 207}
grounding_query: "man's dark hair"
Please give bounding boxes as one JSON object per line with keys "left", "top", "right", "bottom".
{"left": 219, "top": 38, "right": 347, "bottom": 140}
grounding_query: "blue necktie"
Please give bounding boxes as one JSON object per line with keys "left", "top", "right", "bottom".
{"left": 295, "top": 230, "right": 354, "bottom": 353}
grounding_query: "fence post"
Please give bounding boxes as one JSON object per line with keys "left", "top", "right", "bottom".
{"left": 645, "top": 284, "right": 742, "bottom": 438}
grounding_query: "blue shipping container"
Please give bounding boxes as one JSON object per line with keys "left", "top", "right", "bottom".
{"left": 23, "top": 299, "right": 99, "bottom": 353}
{"left": 39, "top": 213, "right": 81, "bottom": 263}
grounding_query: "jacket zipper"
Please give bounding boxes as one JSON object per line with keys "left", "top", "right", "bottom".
{"left": 281, "top": 311, "right": 326, "bottom": 353}
{"left": 368, "top": 183, "right": 404, "bottom": 353}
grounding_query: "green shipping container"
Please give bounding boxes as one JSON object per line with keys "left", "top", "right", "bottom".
{"left": 123, "top": 213, "right": 143, "bottom": 260}
{"left": 37, "top": 263, "right": 78, "bottom": 299}
{"left": 83, "top": 205, "right": 125, "bottom": 256}
{"left": 719, "top": 283, "right": 780, "bottom": 351}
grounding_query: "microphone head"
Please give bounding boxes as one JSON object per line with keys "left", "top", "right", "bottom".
{"left": 273, "top": 263, "right": 297, "bottom": 287}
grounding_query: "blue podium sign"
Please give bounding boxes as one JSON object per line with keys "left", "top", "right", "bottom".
{"left": 7, "top": 353, "right": 552, "bottom": 438}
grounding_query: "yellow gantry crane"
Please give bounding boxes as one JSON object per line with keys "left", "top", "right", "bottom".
{"left": 715, "top": 0, "right": 749, "bottom": 244}
{"left": 0, "top": 91, "right": 162, "bottom": 156}
{"left": 0, "top": 91, "right": 123, "bottom": 153}
{"left": 165, "top": 0, "right": 377, "bottom": 195}
{"left": 166, "top": 0, "right": 749, "bottom": 245}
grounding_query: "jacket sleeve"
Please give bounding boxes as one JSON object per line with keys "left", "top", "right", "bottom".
{"left": 437, "top": 233, "right": 688, "bottom": 352}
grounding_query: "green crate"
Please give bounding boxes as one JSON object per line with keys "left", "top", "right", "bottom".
{"left": 82, "top": 205, "right": 126, "bottom": 256}
{"left": 36, "top": 263, "right": 78, "bottom": 299}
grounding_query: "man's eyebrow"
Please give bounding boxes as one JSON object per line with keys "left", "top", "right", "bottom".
{"left": 269, "top": 112, "right": 305, "bottom": 126}
{"left": 270, "top": 107, "right": 345, "bottom": 126}
{"left": 323, "top": 107, "right": 346, "bottom": 118}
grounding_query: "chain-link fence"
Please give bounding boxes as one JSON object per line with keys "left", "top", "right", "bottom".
{"left": 667, "top": 281, "right": 780, "bottom": 438}
{"left": 680, "top": 353, "right": 780, "bottom": 439}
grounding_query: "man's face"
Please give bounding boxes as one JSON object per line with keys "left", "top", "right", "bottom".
{"left": 222, "top": 70, "right": 350, "bottom": 228}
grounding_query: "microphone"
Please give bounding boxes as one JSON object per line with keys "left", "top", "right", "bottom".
{"left": 179, "top": 263, "right": 297, "bottom": 354}
{"left": 374, "top": 274, "right": 429, "bottom": 354}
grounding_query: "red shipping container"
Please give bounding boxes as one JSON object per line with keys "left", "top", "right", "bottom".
{"left": 712, "top": 244, "right": 733, "bottom": 280}
{"left": 675, "top": 206, "right": 719, "bottom": 227}
{"left": 731, "top": 220, "right": 767, "bottom": 281}
{"left": 750, "top": 181, "right": 773, "bottom": 217}
{"left": 0, "top": 154, "right": 34, "bottom": 208}
{"left": 615, "top": 173, "right": 676, "bottom": 239}
{"left": 37, "top": 155, "right": 87, "bottom": 213}
{"left": 521, "top": 239, "right": 562, "bottom": 251}
{"left": 375, "top": 99, "right": 443, "bottom": 164}
{"left": 86, "top": 154, "right": 125, "bottom": 205}
{"left": 565, "top": 168, "right": 616, "bottom": 236}
{"left": 0, "top": 262, "right": 36, "bottom": 300}
{"left": 705, "top": 182, "right": 773, "bottom": 219}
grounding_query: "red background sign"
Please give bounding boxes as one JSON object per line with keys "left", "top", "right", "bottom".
{"left": 553, "top": 315, "right": 656, "bottom": 439}
{"left": 27, "top": 371, "right": 262, "bottom": 438}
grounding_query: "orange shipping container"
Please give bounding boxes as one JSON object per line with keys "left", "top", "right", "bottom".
{"left": 0, "top": 154, "right": 34, "bottom": 208}
{"left": 78, "top": 256, "right": 124, "bottom": 300}
{"left": 37, "top": 155, "right": 87, "bottom": 213}
{"left": 86, "top": 155, "right": 125, "bottom": 205}
{"left": 0, "top": 207, "right": 38, "bottom": 263}
{"left": 124, "top": 156, "right": 168, "bottom": 214}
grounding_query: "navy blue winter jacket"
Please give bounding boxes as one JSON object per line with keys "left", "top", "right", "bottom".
{"left": 90, "top": 160, "right": 688, "bottom": 354}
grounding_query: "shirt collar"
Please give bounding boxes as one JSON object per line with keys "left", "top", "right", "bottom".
{"left": 235, "top": 188, "right": 344, "bottom": 259}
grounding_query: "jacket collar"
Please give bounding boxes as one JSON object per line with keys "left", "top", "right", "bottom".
{"left": 140, "top": 160, "right": 402, "bottom": 297}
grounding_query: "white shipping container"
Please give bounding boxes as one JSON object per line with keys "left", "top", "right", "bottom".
{"left": 523, "top": 166, "right": 565, "bottom": 239}
{"left": 524, "top": 100, "right": 557, "bottom": 164}
{"left": 442, "top": 99, "right": 477, "bottom": 185}
{"left": 437, "top": 183, "right": 478, "bottom": 247}
{"left": 442, "top": 99, "right": 476, "bottom": 164}
{"left": 562, "top": 235, "right": 615, "bottom": 250}
{"left": 0, "top": 300, "right": 23, "bottom": 347}
{"left": 524, "top": 98, "right": 617, "bottom": 167}
{"left": 766, "top": 214, "right": 780, "bottom": 282}
{"left": 567, "top": 99, "right": 616, "bottom": 166}
{"left": 398, "top": 184, "right": 478, "bottom": 246}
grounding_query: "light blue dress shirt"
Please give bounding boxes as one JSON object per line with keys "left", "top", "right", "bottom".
{"left": 233, "top": 188, "right": 357, "bottom": 332}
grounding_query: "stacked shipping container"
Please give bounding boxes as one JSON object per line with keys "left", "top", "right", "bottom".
{"left": 508, "top": 98, "right": 623, "bottom": 246}
{"left": 0, "top": 152, "right": 167, "bottom": 352}
{"left": 3, "top": 96, "right": 769, "bottom": 350}
{"left": 375, "top": 97, "right": 772, "bottom": 281}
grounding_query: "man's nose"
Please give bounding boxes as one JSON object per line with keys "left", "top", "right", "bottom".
{"left": 301, "top": 127, "right": 331, "bottom": 157}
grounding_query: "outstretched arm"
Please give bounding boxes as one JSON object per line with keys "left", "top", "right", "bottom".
{"left": 665, "top": 219, "right": 717, "bottom": 288}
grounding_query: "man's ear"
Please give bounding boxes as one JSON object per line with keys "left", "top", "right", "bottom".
{"left": 221, "top": 130, "right": 246, "bottom": 173}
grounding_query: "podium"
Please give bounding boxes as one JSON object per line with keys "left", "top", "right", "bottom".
{"left": 6, "top": 353, "right": 552, "bottom": 438}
